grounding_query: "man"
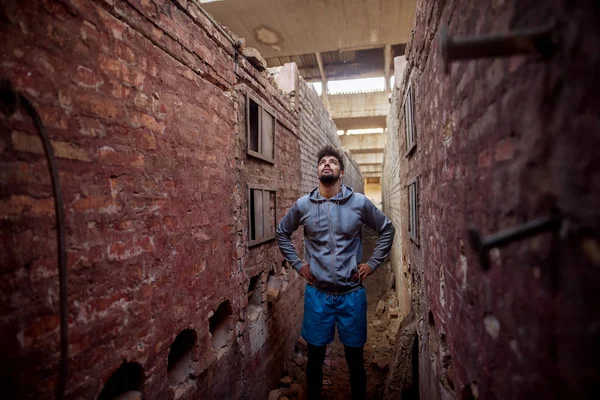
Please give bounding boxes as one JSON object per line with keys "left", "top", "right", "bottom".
{"left": 276, "top": 145, "right": 395, "bottom": 400}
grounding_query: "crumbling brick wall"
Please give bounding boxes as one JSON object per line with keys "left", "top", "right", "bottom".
{"left": 297, "top": 78, "right": 364, "bottom": 195}
{"left": 0, "top": 1, "right": 354, "bottom": 399}
{"left": 234, "top": 76, "right": 305, "bottom": 398}
{"left": 383, "top": 0, "right": 600, "bottom": 399}
{"left": 382, "top": 82, "right": 411, "bottom": 319}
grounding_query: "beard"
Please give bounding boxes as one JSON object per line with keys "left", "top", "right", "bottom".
{"left": 319, "top": 172, "right": 340, "bottom": 184}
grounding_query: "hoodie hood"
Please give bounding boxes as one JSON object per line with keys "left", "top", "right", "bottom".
{"left": 309, "top": 184, "right": 354, "bottom": 227}
{"left": 308, "top": 184, "right": 354, "bottom": 203}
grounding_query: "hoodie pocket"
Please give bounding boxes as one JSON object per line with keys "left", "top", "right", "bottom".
{"left": 341, "top": 255, "right": 358, "bottom": 278}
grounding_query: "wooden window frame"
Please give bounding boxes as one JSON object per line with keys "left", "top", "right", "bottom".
{"left": 248, "top": 185, "right": 277, "bottom": 247}
{"left": 408, "top": 177, "right": 419, "bottom": 245}
{"left": 246, "top": 93, "right": 276, "bottom": 164}
{"left": 404, "top": 82, "right": 416, "bottom": 157}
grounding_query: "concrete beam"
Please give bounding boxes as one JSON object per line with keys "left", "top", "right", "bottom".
{"left": 362, "top": 171, "right": 382, "bottom": 178}
{"left": 328, "top": 91, "right": 390, "bottom": 119}
{"left": 356, "top": 163, "right": 383, "bottom": 168}
{"left": 356, "top": 164, "right": 383, "bottom": 173}
{"left": 351, "top": 152, "right": 384, "bottom": 165}
{"left": 334, "top": 116, "right": 387, "bottom": 130}
{"left": 340, "top": 133, "right": 386, "bottom": 152}
{"left": 299, "top": 63, "right": 386, "bottom": 81}
{"left": 348, "top": 148, "right": 384, "bottom": 154}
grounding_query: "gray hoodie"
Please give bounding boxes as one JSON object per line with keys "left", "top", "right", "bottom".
{"left": 276, "top": 184, "right": 395, "bottom": 293}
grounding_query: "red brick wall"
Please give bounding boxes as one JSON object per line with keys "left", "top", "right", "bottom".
{"left": 384, "top": 0, "right": 600, "bottom": 399}
{"left": 0, "top": 1, "right": 309, "bottom": 398}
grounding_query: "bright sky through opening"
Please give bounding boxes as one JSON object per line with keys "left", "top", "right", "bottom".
{"left": 346, "top": 128, "right": 384, "bottom": 135}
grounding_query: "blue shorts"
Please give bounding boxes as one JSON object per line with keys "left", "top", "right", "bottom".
{"left": 301, "top": 285, "right": 367, "bottom": 347}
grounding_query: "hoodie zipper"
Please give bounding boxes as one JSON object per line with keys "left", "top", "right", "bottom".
{"left": 313, "top": 187, "right": 353, "bottom": 292}
{"left": 328, "top": 199, "right": 339, "bottom": 292}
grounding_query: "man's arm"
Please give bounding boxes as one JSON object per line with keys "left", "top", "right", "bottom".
{"left": 276, "top": 202, "right": 304, "bottom": 272}
{"left": 362, "top": 197, "right": 395, "bottom": 271}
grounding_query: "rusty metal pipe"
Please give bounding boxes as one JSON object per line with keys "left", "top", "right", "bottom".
{"left": 440, "top": 24, "right": 556, "bottom": 74}
{"left": 468, "top": 215, "right": 562, "bottom": 271}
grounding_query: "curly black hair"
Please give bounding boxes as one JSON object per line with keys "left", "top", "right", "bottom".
{"left": 317, "top": 145, "right": 344, "bottom": 171}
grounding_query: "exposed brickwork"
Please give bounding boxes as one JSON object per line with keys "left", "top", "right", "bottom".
{"left": 382, "top": 83, "right": 410, "bottom": 319}
{"left": 234, "top": 77, "right": 305, "bottom": 398}
{"left": 297, "top": 79, "right": 364, "bottom": 195}
{"left": 383, "top": 0, "right": 600, "bottom": 399}
{"left": 0, "top": 1, "right": 360, "bottom": 399}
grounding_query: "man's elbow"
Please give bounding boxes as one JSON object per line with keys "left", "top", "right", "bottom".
{"left": 275, "top": 223, "right": 284, "bottom": 237}
{"left": 383, "top": 221, "right": 395, "bottom": 238}
{"left": 275, "top": 225, "right": 289, "bottom": 243}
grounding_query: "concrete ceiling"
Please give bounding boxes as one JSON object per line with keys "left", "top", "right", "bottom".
{"left": 201, "top": 0, "right": 416, "bottom": 59}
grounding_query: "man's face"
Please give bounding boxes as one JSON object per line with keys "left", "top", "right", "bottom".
{"left": 318, "top": 155, "right": 343, "bottom": 184}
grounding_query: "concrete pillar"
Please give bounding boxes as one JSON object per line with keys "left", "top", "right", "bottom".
{"left": 315, "top": 52, "right": 330, "bottom": 111}
{"left": 384, "top": 44, "right": 392, "bottom": 93}
{"left": 321, "top": 80, "right": 330, "bottom": 110}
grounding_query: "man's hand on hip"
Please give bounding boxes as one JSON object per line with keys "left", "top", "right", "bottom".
{"left": 352, "top": 263, "right": 374, "bottom": 281}
{"left": 299, "top": 264, "right": 317, "bottom": 285}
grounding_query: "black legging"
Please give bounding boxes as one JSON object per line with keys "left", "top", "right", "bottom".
{"left": 307, "top": 344, "right": 326, "bottom": 399}
{"left": 307, "top": 344, "right": 366, "bottom": 400}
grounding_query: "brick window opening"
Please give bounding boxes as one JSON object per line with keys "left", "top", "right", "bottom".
{"left": 248, "top": 185, "right": 276, "bottom": 246}
{"left": 248, "top": 274, "right": 263, "bottom": 305}
{"left": 408, "top": 178, "right": 419, "bottom": 245}
{"left": 246, "top": 93, "right": 276, "bottom": 163}
{"left": 409, "top": 335, "right": 420, "bottom": 399}
{"left": 167, "top": 329, "right": 197, "bottom": 386}
{"left": 462, "top": 384, "right": 477, "bottom": 400}
{"left": 404, "top": 82, "right": 416, "bottom": 156}
{"left": 266, "top": 268, "right": 283, "bottom": 304}
{"left": 97, "top": 361, "right": 144, "bottom": 400}
{"left": 209, "top": 300, "right": 234, "bottom": 351}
